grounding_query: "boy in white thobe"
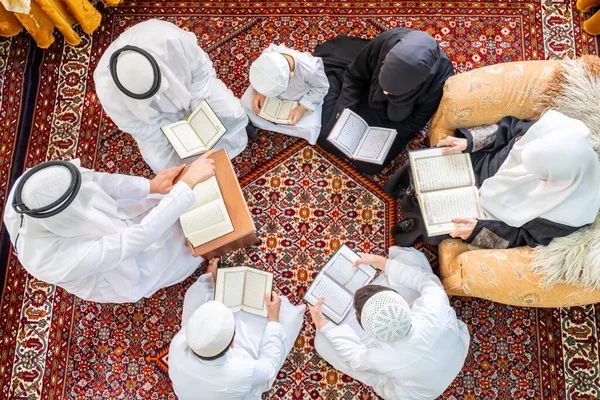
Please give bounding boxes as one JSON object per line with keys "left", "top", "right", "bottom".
{"left": 241, "top": 44, "right": 329, "bottom": 144}
{"left": 3, "top": 154, "right": 216, "bottom": 303}
{"left": 168, "top": 260, "right": 305, "bottom": 400}
{"left": 309, "top": 247, "right": 470, "bottom": 400}
{"left": 94, "top": 19, "right": 248, "bottom": 173}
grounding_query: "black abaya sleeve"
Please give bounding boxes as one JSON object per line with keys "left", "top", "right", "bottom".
{"left": 335, "top": 42, "right": 378, "bottom": 112}
{"left": 465, "top": 218, "right": 581, "bottom": 249}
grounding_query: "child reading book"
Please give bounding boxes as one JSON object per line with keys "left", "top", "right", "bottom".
{"left": 240, "top": 44, "right": 330, "bottom": 145}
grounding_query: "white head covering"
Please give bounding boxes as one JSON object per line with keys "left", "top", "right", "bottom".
{"left": 480, "top": 110, "right": 600, "bottom": 227}
{"left": 20, "top": 165, "right": 72, "bottom": 210}
{"left": 3, "top": 159, "right": 158, "bottom": 284}
{"left": 186, "top": 301, "right": 235, "bottom": 358}
{"left": 249, "top": 52, "right": 290, "bottom": 97}
{"left": 113, "top": 51, "right": 157, "bottom": 97}
{"left": 361, "top": 290, "right": 412, "bottom": 342}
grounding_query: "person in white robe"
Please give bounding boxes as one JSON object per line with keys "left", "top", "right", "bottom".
{"left": 241, "top": 44, "right": 329, "bottom": 144}
{"left": 169, "top": 259, "right": 305, "bottom": 400}
{"left": 94, "top": 19, "right": 248, "bottom": 173}
{"left": 3, "top": 153, "right": 217, "bottom": 303}
{"left": 309, "top": 246, "right": 470, "bottom": 400}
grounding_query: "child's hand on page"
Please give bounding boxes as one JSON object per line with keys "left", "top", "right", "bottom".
{"left": 253, "top": 93, "right": 266, "bottom": 114}
{"left": 450, "top": 218, "right": 477, "bottom": 240}
{"left": 353, "top": 253, "right": 387, "bottom": 271}
{"left": 308, "top": 297, "right": 328, "bottom": 330}
{"left": 265, "top": 291, "right": 281, "bottom": 323}
{"left": 437, "top": 137, "right": 468, "bottom": 155}
{"left": 180, "top": 154, "right": 215, "bottom": 188}
{"left": 288, "top": 105, "right": 308, "bottom": 126}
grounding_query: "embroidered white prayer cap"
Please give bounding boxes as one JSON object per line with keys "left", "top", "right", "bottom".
{"left": 20, "top": 165, "right": 73, "bottom": 210}
{"left": 186, "top": 301, "right": 235, "bottom": 358}
{"left": 361, "top": 290, "right": 412, "bottom": 342}
{"left": 114, "top": 51, "right": 157, "bottom": 96}
{"left": 249, "top": 52, "right": 290, "bottom": 97}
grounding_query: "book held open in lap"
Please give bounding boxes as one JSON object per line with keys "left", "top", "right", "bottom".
{"left": 180, "top": 176, "right": 234, "bottom": 247}
{"left": 161, "top": 100, "right": 227, "bottom": 159}
{"left": 409, "top": 147, "right": 484, "bottom": 237}
{"left": 304, "top": 244, "right": 377, "bottom": 324}
{"left": 258, "top": 97, "right": 299, "bottom": 125}
{"left": 327, "top": 108, "right": 397, "bottom": 165}
{"left": 215, "top": 267, "right": 274, "bottom": 317}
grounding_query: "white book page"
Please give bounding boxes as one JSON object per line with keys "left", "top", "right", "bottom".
{"left": 186, "top": 176, "right": 221, "bottom": 212}
{"left": 215, "top": 267, "right": 246, "bottom": 310}
{"left": 188, "top": 101, "right": 227, "bottom": 149}
{"left": 181, "top": 200, "right": 234, "bottom": 247}
{"left": 241, "top": 270, "right": 273, "bottom": 317}
{"left": 354, "top": 127, "right": 397, "bottom": 164}
{"left": 420, "top": 186, "right": 482, "bottom": 236}
{"left": 325, "top": 251, "right": 372, "bottom": 293}
{"left": 411, "top": 149, "right": 475, "bottom": 193}
{"left": 327, "top": 109, "right": 368, "bottom": 157}
{"left": 276, "top": 100, "right": 298, "bottom": 120}
{"left": 259, "top": 97, "right": 282, "bottom": 121}
{"left": 161, "top": 121, "right": 206, "bottom": 159}
{"left": 305, "top": 274, "right": 354, "bottom": 324}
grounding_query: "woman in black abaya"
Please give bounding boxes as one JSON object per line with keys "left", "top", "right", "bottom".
{"left": 314, "top": 28, "right": 454, "bottom": 174}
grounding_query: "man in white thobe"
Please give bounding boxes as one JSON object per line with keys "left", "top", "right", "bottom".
{"left": 94, "top": 19, "right": 248, "bottom": 173}
{"left": 3, "top": 154, "right": 216, "bottom": 303}
{"left": 241, "top": 44, "right": 329, "bottom": 144}
{"left": 309, "top": 246, "right": 470, "bottom": 400}
{"left": 168, "top": 260, "right": 305, "bottom": 399}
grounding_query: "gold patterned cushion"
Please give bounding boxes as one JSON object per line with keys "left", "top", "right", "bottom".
{"left": 428, "top": 60, "right": 560, "bottom": 146}
{"left": 439, "top": 240, "right": 600, "bottom": 307}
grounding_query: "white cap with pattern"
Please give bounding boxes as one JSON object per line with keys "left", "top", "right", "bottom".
{"left": 249, "top": 52, "right": 290, "bottom": 97}
{"left": 186, "top": 301, "right": 235, "bottom": 358}
{"left": 21, "top": 165, "right": 73, "bottom": 210}
{"left": 361, "top": 290, "right": 412, "bottom": 342}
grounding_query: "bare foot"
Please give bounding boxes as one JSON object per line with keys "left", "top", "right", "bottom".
{"left": 207, "top": 257, "right": 220, "bottom": 281}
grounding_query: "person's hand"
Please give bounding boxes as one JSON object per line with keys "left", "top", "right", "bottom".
{"left": 179, "top": 150, "right": 216, "bottom": 188}
{"left": 288, "top": 105, "right": 308, "bottom": 126}
{"left": 253, "top": 93, "right": 266, "bottom": 114}
{"left": 206, "top": 257, "right": 220, "bottom": 281}
{"left": 265, "top": 291, "right": 281, "bottom": 323}
{"left": 308, "top": 297, "right": 329, "bottom": 330}
{"left": 450, "top": 218, "right": 478, "bottom": 240}
{"left": 149, "top": 165, "right": 186, "bottom": 194}
{"left": 354, "top": 252, "right": 388, "bottom": 271}
{"left": 437, "top": 137, "right": 468, "bottom": 155}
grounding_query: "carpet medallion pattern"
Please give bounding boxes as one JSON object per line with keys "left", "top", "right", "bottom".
{"left": 0, "top": 1, "right": 599, "bottom": 399}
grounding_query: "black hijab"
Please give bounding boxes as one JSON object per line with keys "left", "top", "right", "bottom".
{"left": 369, "top": 30, "right": 443, "bottom": 122}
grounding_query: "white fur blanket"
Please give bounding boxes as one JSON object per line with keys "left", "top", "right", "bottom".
{"left": 531, "top": 55, "right": 600, "bottom": 289}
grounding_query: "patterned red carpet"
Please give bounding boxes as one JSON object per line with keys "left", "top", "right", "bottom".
{"left": 0, "top": 1, "right": 599, "bottom": 399}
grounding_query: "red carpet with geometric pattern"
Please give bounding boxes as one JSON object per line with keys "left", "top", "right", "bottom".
{"left": 0, "top": 1, "right": 599, "bottom": 399}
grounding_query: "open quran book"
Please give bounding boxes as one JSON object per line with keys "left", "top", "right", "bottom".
{"left": 258, "top": 97, "right": 299, "bottom": 125}
{"left": 304, "top": 245, "right": 377, "bottom": 324}
{"left": 180, "top": 176, "right": 234, "bottom": 247}
{"left": 215, "top": 267, "right": 273, "bottom": 317}
{"left": 409, "top": 147, "right": 484, "bottom": 237}
{"left": 161, "top": 101, "right": 227, "bottom": 159}
{"left": 327, "top": 108, "right": 397, "bottom": 165}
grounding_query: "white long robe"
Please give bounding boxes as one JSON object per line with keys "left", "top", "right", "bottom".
{"left": 315, "top": 247, "right": 470, "bottom": 400}
{"left": 169, "top": 273, "right": 305, "bottom": 400}
{"left": 94, "top": 19, "right": 248, "bottom": 173}
{"left": 4, "top": 164, "right": 201, "bottom": 303}
{"left": 241, "top": 44, "right": 329, "bottom": 144}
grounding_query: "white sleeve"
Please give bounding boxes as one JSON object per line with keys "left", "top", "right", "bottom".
{"left": 181, "top": 273, "right": 214, "bottom": 326}
{"left": 385, "top": 260, "right": 451, "bottom": 346}
{"left": 73, "top": 182, "right": 195, "bottom": 276}
{"left": 92, "top": 172, "right": 150, "bottom": 200}
{"left": 319, "top": 322, "right": 380, "bottom": 373}
{"left": 298, "top": 57, "right": 329, "bottom": 112}
{"left": 179, "top": 31, "right": 214, "bottom": 109}
{"left": 250, "top": 322, "right": 287, "bottom": 386}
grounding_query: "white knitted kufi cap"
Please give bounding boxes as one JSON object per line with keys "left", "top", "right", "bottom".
{"left": 186, "top": 301, "right": 235, "bottom": 358}
{"left": 361, "top": 290, "right": 412, "bottom": 343}
{"left": 249, "top": 52, "right": 290, "bottom": 97}
{"left": 21, "top": 165, "right": 73, "bottom": 210}
{"left": 115, "top": 50, "right": 157, "bottom": 96}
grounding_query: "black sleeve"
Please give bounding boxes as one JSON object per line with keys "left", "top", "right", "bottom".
{"left": 465, "top": 218, "right": 582, "bottom": 249}
{"left": 455, "top": 116, "right": 536, "bottom": 153}
{"left": 334, "top": 41, "right": 378, "bottom": 112}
